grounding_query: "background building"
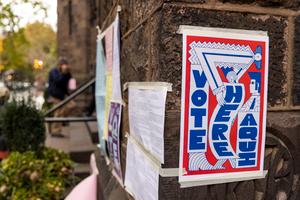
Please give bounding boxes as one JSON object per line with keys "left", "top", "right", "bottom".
{"left": 57, "top": 0, "right": 99, "bottom": 108}
{"left": 57, "top": 0, "right": 300, "bottom": 199}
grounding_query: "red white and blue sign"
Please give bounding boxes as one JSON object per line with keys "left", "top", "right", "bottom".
{"left": 179, "top": 26, "right": 269, "bottom": 186}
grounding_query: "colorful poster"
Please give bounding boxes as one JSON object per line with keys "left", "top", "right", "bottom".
{"left": 95, "top": 33, "right": 106, "bottom": 154}
{"left": 95, "top": 14, "right": 122, "bottom": 163}
{"left": 107, "top": 101, "right": 123, "bottom": 184}
{"left": 112, "top": 14, "right": 122, "bottom": 100}
{"left": 179, "top": 26, "right": 269, "bottom": 186}
{"left": 104, "top": 25, "right": 114, "bottom": 140}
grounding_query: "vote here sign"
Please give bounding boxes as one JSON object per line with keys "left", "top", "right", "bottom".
{"left": 178, "top": 26, "right": 269, "bottom": 187}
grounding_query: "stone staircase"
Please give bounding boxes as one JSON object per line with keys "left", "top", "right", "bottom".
{"left": 45, "top": 120, "right": 99, "bottom": 179}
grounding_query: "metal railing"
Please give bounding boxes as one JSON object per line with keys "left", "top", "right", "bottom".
{"left": 44, "top": 117, "right": 97, "bottom": 122}
{"left": 44, "top": 77, "right": 95, "bottom": 117}
{"left": 44, "top": 77, "right": 97, "bottom": 137}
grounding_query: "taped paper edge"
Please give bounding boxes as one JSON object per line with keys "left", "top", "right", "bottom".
{"left": 179, "top": 170, "right": 268, "bottom": 188}
{"left": 117, "top": 5, "right": 122, "bottom": 12}
{"left": 124, "top": 186, "right": 135, "bottom": 199}
{"left": 177, "top": 25, "right": 268, "bottom": 38}
{"left": 131, "top": 133, "right": 164, "bottom": 164}
{"left": 126, "top": 134, "right": 179, "bottom": 177}
{"left": 112, "top": 169, "right": 124, "bottom": 187}
{"left": 110, "top": 99, "right": 126, "bottom": 106}
{"left": 123, "top": 82, "right": 172, "bottom": 92}
{"left": 128, "top": 134, "right": 163, "bottom": 166}
{"left": 159, "top": 168, "right": 179, "bottom": 177}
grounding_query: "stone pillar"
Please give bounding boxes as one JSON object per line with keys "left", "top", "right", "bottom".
{"left": 57, "top": 0, "right": 100, "bottom": 111}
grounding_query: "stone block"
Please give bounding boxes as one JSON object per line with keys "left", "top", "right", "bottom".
{"left": 179, "top": 183, "right": 208, "bottom": 200}
{"left": 120, "top": 0, "right": 164, "bottom": 35}
{"left": 158, "top": 176, "right": 209, "bottom": 200}
{"left": 235, "top": 181, "right": 255, "bottom": 200}
{"left": 293, "top": 16, "right": 300, "bottom": 105}
{"left": 219, "top": 0, "right": 300, "bottom": 9}
{"left": 155, "top": 3, "right": 288, "bottom": 109}
{"left": 131, "top": 0, "right": 162, "bottom": 25}
{"left": 163, "top": 111, "right": 180, "bottom": 168}
{"left": 121, "top": 23, "right": 151, "bottom": 83}
{"left": 159, "top": 176, "right": 180, "bottom": 200}
{"left": 166, "top": 0, "right": 207, "bottom": 3}
{"left": 98, "top": 0, "right": 114, "bottom": 25}
{"left": 267, "top": 112, "right": 300, "bottom": 173}
{"left": 158, "top": 176, "right": 261, "bottom": 199}
{"left": 119, "top": 0, "right": 133, "bottom": 34}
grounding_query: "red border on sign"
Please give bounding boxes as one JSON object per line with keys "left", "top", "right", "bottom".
{"left": 182, "top": 35, "right": 266, "bottom": 176}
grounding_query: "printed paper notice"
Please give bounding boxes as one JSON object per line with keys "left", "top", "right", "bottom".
{"left": 95, "top": 33, "right": 106, "bottom": 154}
{"left": 128, "top": 86, "right": 168, "bottom": 163}
{"left": 125, "top": 138, "right": 159, "bottom": 200}
{"left": 104, "top": 25, "right": 113, "bottom": 139}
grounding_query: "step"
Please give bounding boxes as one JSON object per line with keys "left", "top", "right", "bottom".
{"left": 86, "top": 121, "right": 98, "bottom": 132}
{"left": 45, "top": 125, "right": 71, "bottom": 153}
{"left": 90, "top": 131, "right": 99, "bottom": 144}
{"left": 74, "top": 163, "right": 91, "bottom": 179}
{"left": 70, "top": 149, "right": 95, "bottom": 163}
{"left": 69, "top": 123, "right": 97, "bottom": 163}
{"left": 85, "top": 121, "right": 99, "bottom": 144}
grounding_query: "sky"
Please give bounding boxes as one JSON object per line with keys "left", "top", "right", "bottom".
{"left": 13, "top": 0, "right": 57, "bottom": 31}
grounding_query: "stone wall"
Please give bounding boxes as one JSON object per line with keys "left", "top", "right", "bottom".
{"left": 57, "top": 0, "right": 100, "bottom": 110}
{"left": 57, "top": 0, "right": 300, "bottom": 199}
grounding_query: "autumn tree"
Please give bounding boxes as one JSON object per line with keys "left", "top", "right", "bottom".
{"left": 24, "top": 22, "right": 56, "bottom": 77}
{"left": 0, "top": 0, "right": 54, "bottom": 80}
{"left": 1, "top": 22, "right": 56, "bottom": 80}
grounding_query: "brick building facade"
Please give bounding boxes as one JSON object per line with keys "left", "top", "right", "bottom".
{"left": 57, "top": 0, "right": 300, "bottom": 199}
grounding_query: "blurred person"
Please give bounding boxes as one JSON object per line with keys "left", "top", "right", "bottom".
{"left": 48, "top": 58, "right": 76, "bottom": 137}
{"left": 0, "top": 83, "right": 9, "bottom": 106}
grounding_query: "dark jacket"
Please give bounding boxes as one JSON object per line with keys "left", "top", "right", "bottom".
{"left": 48, "top": 67, "right": 71, "bottom": 100}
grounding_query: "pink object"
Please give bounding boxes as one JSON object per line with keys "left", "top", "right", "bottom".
{"left": 65, "top": 174, "right": 97, "bottom": 200}
{"left": 90, "top": 154, "right": 99, "bottom": 175}
{"left": 68, "top": 78, "right": 77, "bottom": 90}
